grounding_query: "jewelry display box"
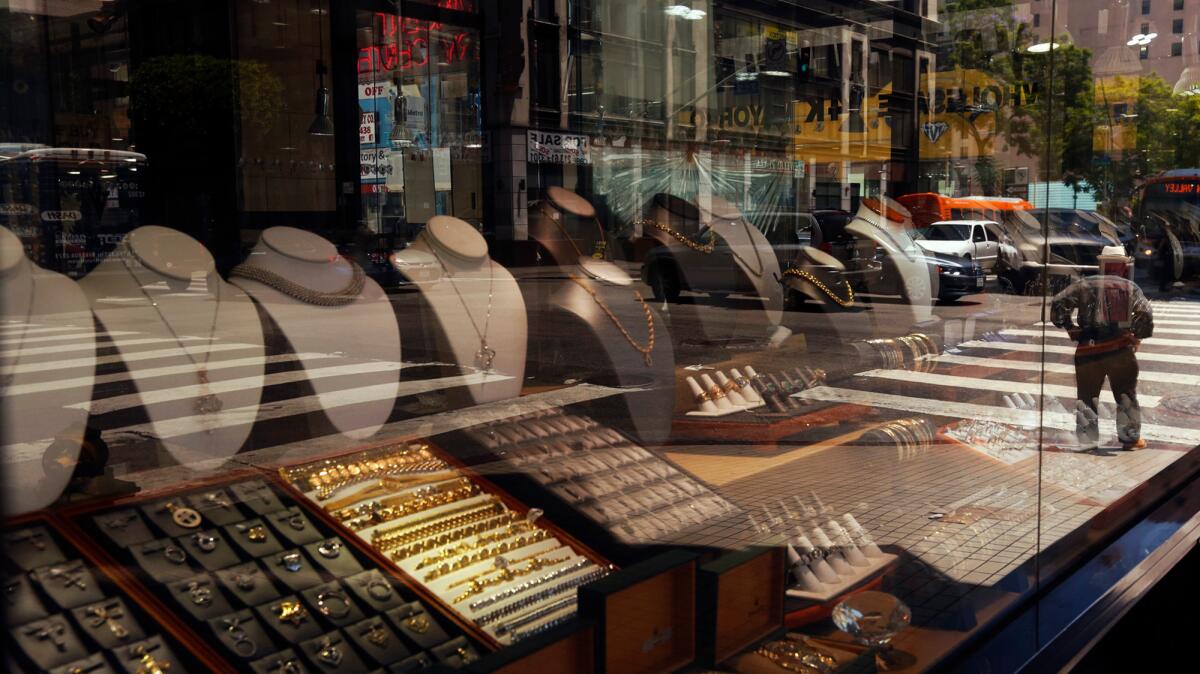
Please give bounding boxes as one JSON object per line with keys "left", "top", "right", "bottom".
{"left": 3, "top": 518, "right": 205, "bottom": 674}
{"left": 578, "top": 550, "right": 698, "bottom": 674}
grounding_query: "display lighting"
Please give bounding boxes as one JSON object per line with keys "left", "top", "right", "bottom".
{"left": 664, "top": 4, "right": 706, "bottom": 20}
{"left": 1127, "top": 32, "right": 1157, "bottom": 46}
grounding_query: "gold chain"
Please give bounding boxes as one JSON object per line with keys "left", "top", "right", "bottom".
{"left": 372, "top": 501, "right": 505, "bottom": 551}
{"left": 451, "top": 554, "right": 573, "bottom": 604}
{"left": 566, "top": 275, "right": 655, "bottom": 366}
{"left": 781, "top": 268, "right": 855, "bottom": 307}
{"left": 422, "top": 530, "right": 552, "bottom": 582}
{"left": 337, "top": 482, "right": 480, "bottom": 530}
{"left": 639, "top": 217, "right": 716, "bottom": 253}
{"left": 388, "top": 512, "right": 522, "bottom": 561}
{"left": 414, "top": 521, "right": 538, "bottom": 570}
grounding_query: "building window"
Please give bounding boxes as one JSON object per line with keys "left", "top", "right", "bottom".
{"left": 1098, "top": 9, "right": 1109, "bottom": 35}
{"left": 1141, "top": 45, "right": 1150, "bottom": 59}
{"left": 1175, "top": 19, "right": 1184, "bottom": 33}
{"left": 1173, "top": 41, "right": 1184, "bottom": 56}
{"left": 1175, "top": 0, "right": 1184, "bottom": 10}
{"left": 1034, "top": 13, "right": 1040, "bottom": 27}
{"left": 1143, "top": 0, "right": 1151, "bottom": 15}
{"left": 1142, "top": 22, "right": 1151, "bottom": 34}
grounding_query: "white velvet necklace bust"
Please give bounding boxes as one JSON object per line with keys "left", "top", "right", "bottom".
{"left": 79, "top": 225, "right": 264, "bottom": 465}
{"left": 394, "top": 216, "right": 526, "bottom": 404}
{"left": 229, "top": 226, "right": 401, "bottom": 439}
{"left": 1, "top": 226, "right": 96, "bottom": 514}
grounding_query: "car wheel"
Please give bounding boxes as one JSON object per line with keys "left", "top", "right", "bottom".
{"left": 648, "top": 265, "right": 681, "bottom": 302}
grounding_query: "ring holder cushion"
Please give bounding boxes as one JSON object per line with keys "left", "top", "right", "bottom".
{"left": 3, "top": 575, "right": 50, "bottom": 626}
{"left": 385, "top": 601, "right": 449, "bottom": 651}
{"left": 431, "top": 636, "right": 480, "bottom": 667}
{"left": 208, "top": 609, "right": 273, "bottom": 662}
{"left": 93, "top": 510, "right": 156, "bottom": 548}
{"left": 70, "top": 597, "right": 146, "bottom": 649}
{"left": 344, "top": 570, "right": 407, "bottom": 613}
{"left": 256, "top": 594, "right": 324, "bottom": 641}
{"left": 299, "top": 630, "right": 368, "bottom": 673}
{"left": 224, "top": 518, "right": 285, "bottom": 558}
{"left": 214, "top": 561, "right": 282, "bottom": 606}
{"left": 5, "top": 526, "right": 68, "bottom": 570}
{"left": 346, "top": 617, "right": 412, "bottom": 666}
{"left": 266, "top": 549, "right": 325, "bottom": 593}
{"left": 129, "top": 539, "right": 197, "bottom": 584}
{"left": 265, "top": 507, "right": 324, "bottom": 547}
{"left": 169, "top": 574, "right": 234, "bottom": 621}
{"left": 187, "top": 488, "right": 247, "bottom": 526}
{"left": 303, "top": 537, "right": 364, "bottom": 577}
{"left": 48, "top": 653, "right": 118, "bottom": 674}
{"left": 301, "top": 581, "right": 367, "bottom": 628}
{"left": 176, "top": 529, "right": 241, "bottom": 571}
{"left": 251, "top": 649, "right": 314, "bottom": 674}
{"left": 113, "top": 636, "right": 184, "bottom": 674}
{"left": 228, "top": 481, "right": 286, "bottom": 516}
{"left": 31, "top": 561, "right": 107, "bottom": 609}
{"left": 140, "top": 499, "right": 205, "bottom": 538}
{"left": 11, "top": 614, "right": 89, "bottom": 669}
{"left": 389, "top": 653, "right": 434, "bottom": 673}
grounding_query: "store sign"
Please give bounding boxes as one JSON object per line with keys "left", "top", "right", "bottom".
{"left": 360, "top": 111, "right": 377, "bottom": 144}
{"left": 40, "top": 210, "right": 81, "bottom": 222}
{"left": 360, "top": 148, "right": 396, "bottom": 182}
{"left": 0, "top": 203, "right": 37, "bottom": 216}
{"left": 527, "top": 131, "right": 590, "bottom": 165}
{"left": 357, "top": 10, "right": 473, "bottom": 77}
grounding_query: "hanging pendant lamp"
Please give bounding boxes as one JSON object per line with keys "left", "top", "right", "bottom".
{"left": 307, "top": 0, "right": 334, "bottom": 136}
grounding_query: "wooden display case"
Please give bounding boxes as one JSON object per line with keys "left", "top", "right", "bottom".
{"left": 579, "top": 550, "right": 697, "bottom": 674}
{"left": 696, "top": 547, "right": 786, "bottom": 666}
{"left": 466, "top": 621, "right": 594, "bottom": 674}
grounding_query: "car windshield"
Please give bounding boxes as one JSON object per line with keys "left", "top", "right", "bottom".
{"left": 914, "top": 224, "right": 971, "bottom": 241}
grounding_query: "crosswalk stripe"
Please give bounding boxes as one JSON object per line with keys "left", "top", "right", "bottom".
{"left": 0, "top": 335, "right": 209, "bottom": 359}
{"left": 932, "top": 353, "right": 1200, "bottom": 386}
{"left": 1000, "top": 328, "right": 1200, "bottom": 349}
{"left": 4, "top": 343, "right": 259, "bottom": 375}
{"left": 76, "top": 360, "right": 409, "bottom": 415}
{"left": 855, "top": 369, "right": 1161, "bottom": 407}
{"left": 957, "top": 340, "right": 1200, "bottom": 365}
{"left": 794, "top": 386, "right": 1200, "bottom": 446}
{"left": 0, "top": 330, "right": 136, "bottom": 346}
{"left": 3, "top": 353, "right": 338, "bottom": 397}
{"left": 0, "top": 325, "right": 90, "bottom": 336}
{"left": 102, "top": 373, "right": 513, "bottom": 444}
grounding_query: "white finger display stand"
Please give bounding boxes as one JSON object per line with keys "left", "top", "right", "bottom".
{"left": 683, "top": 369, "right": 765, "bottom": 416}
{"left": 393, "top": 216, "right": 525, "bottom": 404}
{"left": 845, "top": 196, "right": 934, "bottom": 325}
{"left": 229, "top": 227, "right": 400, "bottom": 439}
{"left": 79, "top": 225, "right": 265, "bottom": 465}
{"left": 1, "top": 226, "right": 96, "bottom": 514}
{"left": 550, "top": 257, "right": 675, "bottom": 444}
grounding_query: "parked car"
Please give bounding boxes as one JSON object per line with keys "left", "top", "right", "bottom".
{"left": 928, "top": 251, "right": 986, "bottom": 301}
{"left": 1043, "top": 208, "right": 1134, "bottom": 253}
{"left": 910, "top": 220, "right": 1002, "bottom": 271}
{"left": 993, "top": 209, "right": 1112, "bottom": 294}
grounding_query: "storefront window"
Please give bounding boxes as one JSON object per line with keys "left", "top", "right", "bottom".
{"left": 3, "top": 1, "right": 1199, "bottom": 673}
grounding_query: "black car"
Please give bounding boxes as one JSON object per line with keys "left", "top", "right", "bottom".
{"left": 927, "top": 251, "right": 986, "bottom": 301}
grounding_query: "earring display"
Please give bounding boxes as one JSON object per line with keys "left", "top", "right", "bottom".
{"left": 4, "top": 523, "right": 187, "bottom": 673}
{"left": 282, "top": 440, "right": 615, "bottom": 646}
{"left": 76, "top": 477, "right": 480, "bottom": 672}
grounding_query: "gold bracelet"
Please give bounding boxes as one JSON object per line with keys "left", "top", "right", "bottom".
{"left": 451, "top": 555, "right": 573, "bottom": 604}
{"left": 389, "top": 512, "right": 521, "bottom": 561}
{"left": 422, "top": 531, "right": 553, "bottom": 582}
{"left": 414, "top": 521, "right": 537, "bottom": 569}
{"left": 373, "top": 502, "right": 506, "bottom": 552}
{"left": 284, "top": 444, "right": 432, "bottom": 491}
{"left": 322, "top": 471, "right": 461, "bottom": 512}
{"left": 445, "top": 545, "right": 566, "bottom": 590}
{"left": 340, "top": 483, "right": 480, "bottom": 531}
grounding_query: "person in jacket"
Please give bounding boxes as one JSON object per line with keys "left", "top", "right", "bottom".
{"left": 1050, "top": 250, "right": 1154, "bottom": 451}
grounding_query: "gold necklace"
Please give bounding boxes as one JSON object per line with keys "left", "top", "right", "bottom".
{"left": 781, "top": 268, "right": 855, "bottom": 307}
{"left": 640, "top": 217, "right": 716, "bottom": 253}
{"left": 538, "top": 201, "right": 608, "bottom": 259}
{"left": 567, "top": 275, "right": 655, "bottom": 367}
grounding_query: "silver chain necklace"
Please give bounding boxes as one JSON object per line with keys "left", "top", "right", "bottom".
{"left": 121, "top": 247, "right": 223, "bottom": 415}
{"left": 228, "top": 259, "right": 365, "bottom": 306}
{"left": 430, "top": 250, "right": 495, "bottom": 372}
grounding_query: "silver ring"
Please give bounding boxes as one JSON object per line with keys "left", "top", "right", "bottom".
{"left": 187, "top": 581, "right": 213, "bottom": 606}
{"left": 317, "top": 540, "right": 341, "bottom": 559}
{"left": 316, "top": 589, "right": 351, "bottom": 619}
{"left": 163, "top": 544, "right": 187, "bottom": 565}
{"left": 365, "top": 577, "right": 393, "bottom": 601}
{"left": 192, "top": 532, "right": 218, "bottom": 552}
{"left": 233, "top": 572, "right": 256, "bottom": 591}
{"left": 232, "top": 636, "right": 258, "bottom": 657}
{"left": 287, "top": 514, "right": 306, "bottom": 531}
{"left": 280, "top": 552, "right": 303, "bottom": 573}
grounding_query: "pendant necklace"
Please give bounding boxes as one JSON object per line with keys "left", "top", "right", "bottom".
{"left": 430, "top": 249, "right": 496, "bottom": 372}
{"left": 121, "top": 245, "right": 223, "bottom": 416}
{"left": 0, "top": 257, "right": 36, "bottom": 392}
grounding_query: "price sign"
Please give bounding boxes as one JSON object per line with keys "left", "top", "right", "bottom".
{"left": 359, "top": 111, "right": 377, "bottom": 144}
